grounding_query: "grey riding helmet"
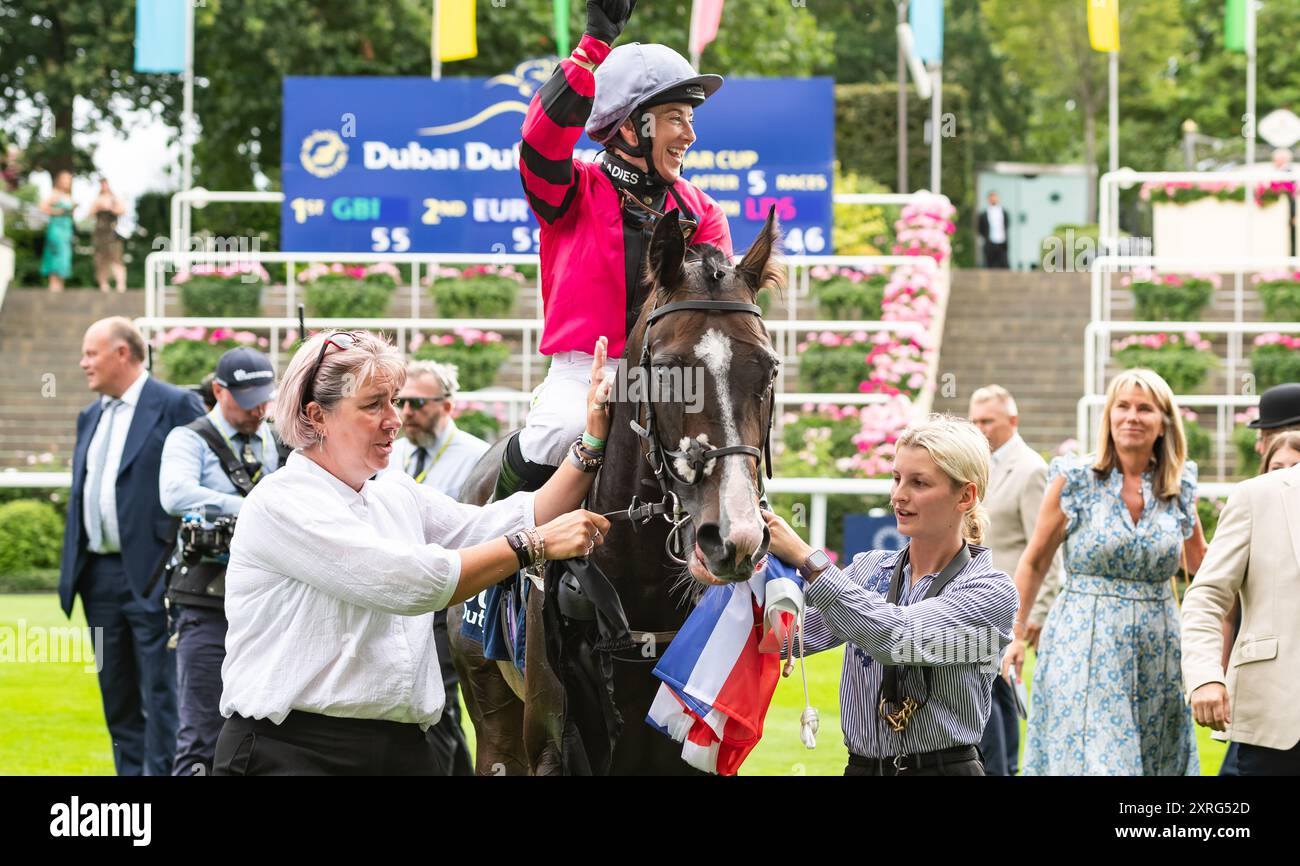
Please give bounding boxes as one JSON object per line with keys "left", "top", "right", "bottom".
{"left": 585, "top": 43, "right": 724, "bottom": 146}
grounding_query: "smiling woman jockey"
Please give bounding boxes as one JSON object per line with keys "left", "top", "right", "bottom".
{"left": 495, "top": 0, "right": 735, "bottom": 498}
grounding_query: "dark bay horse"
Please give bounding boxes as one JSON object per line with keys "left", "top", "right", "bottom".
{"left": 449, "top": 207, "right": 785, "bottom": 775}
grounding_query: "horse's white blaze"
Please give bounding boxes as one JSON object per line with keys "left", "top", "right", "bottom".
{"left": 693, "top": 328, "right": 764, "bottom": 560}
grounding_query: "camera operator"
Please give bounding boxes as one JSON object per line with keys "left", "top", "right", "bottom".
{"left": 158, "top": 347, "right": 286, "bottom": 775}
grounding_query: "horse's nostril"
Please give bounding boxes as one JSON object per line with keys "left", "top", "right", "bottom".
{"left": 697, "top": 523, "right": 733, "bottom": 563}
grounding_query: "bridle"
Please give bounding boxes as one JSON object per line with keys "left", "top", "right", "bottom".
{"left": 602, "top": 297, "right": 776, "bottom": 565}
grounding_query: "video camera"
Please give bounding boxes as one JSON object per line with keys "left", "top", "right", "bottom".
{"left": 177, "top": 505, "right": 238, "bottom": 564}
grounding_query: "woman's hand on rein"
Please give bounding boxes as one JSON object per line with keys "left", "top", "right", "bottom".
{"left": 585, "top": 336, "right": 614, "bottom": 443}
{"left": 538, "top": 509, "right": 612, "bottom": 560}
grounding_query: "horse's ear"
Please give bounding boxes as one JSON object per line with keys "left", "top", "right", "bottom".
{"left": 736, "top": 205, "right": 784, "bottom": 294}
{"left": 648, "top": 209, "right": 686, "bottom": 293}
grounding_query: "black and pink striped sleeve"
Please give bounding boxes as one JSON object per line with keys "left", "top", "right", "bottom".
{"left": 519, "top": 35, "right": 612, "bottom": 225}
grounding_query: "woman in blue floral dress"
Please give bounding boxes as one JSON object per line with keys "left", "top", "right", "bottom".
{"left": 1005, "top": 369, "right": 1208, "bottom": 775}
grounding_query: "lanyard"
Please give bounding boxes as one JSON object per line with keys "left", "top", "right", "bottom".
{"left": 407, "top": 430, "right": 456, "bottom": 484}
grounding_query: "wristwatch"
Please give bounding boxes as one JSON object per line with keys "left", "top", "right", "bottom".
{"left": 798, "top": 549, "right": 832, "bottom": 582}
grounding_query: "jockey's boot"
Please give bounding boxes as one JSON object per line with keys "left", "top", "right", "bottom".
{"left": 493, "top": 430, "right": 558, "bottom": 501}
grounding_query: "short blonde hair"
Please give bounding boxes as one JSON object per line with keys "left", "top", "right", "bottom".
{"left": 274, "top": 330, "right": 406, "bottom": 448}
{"left": 969, "top": 384, "right": 1018, "bottom": 418}
{"left": 1094, "top": 368, "right": 1186, "bottom": 500}
{"left": 895, "top": 414, "right": 991, "bottom": 545}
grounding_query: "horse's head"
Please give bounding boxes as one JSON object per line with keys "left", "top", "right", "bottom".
{"left": 626, "top": 206, "right": 785, "bottom": 584}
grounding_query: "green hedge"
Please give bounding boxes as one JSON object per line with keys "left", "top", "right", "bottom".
{"left": 0, "top": 500, "right": 64, "bottom": 575}
{"left": 304, "top": 276, "right": 396, "bottom": 318}
{"left": 413, "top": 342, "right": 510, "bottom": 391}
{"left": 159, "top": 339, "right": 234, "bottom": 387}
{"left": 799, "top": 342, "right": 868, "bottom": 393}
{"left": 1130, "top": 278, "right": 1214, "bottom": 322}
{"left": 1256, "top": 279, "right": 1300, "bottom": 322}
{"left": 432, "top": 275, "right": 518, "bottom": 318}
{"left": 1114, "top": 345, "right": 1216, "bottom": 393}
{"left": 454, "top": 409, "right": 502, "bottom": 442}
{"left": 179, "top": 277, "right": 264, "bottom": 317}
{"left": 1250, "top": 344, "right": 1300, "bottom": 392}
{"left": 812, "top": 275, "right": 886, "bottom": 320}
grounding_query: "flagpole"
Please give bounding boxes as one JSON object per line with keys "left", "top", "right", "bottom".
{"left": 1245, "top": 0, "right": 1256, "bottom": 165}
{"left": 182, "top": 0, "right": 194, "bottom": 193}
{"left": 1108, "top": 50, "right": 1119, "bottom": 174}
{"left": 689, "top": 0, "right": 702, "bottom": 71}
{"left": 929, "top": 63, "right": 941, "bottom": 193}
{"left": 897, "top": 0, "right": 909, "bottom": 194}
{"left": 432, "top": 0, "right": 442, "bottom": 81}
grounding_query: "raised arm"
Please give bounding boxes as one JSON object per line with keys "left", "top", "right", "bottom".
{"left": 519, "top": 1, "right": 636, "bottom": 224}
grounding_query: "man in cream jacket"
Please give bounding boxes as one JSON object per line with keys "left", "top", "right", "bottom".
{"left": 969, "top": 385, "right": 1063, "bottom": 775}
{"left": 1181, "top": 463, "right": 1300, "bottom": 775}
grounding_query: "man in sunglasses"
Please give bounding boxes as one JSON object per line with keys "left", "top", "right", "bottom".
{"left": 501, "top": 0, "right": 734, "bottom": 498}
{"left": 386, "top": 360, "right": 490, "bottom": 502}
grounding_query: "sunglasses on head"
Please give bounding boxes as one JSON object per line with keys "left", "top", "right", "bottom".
{"left": 395, "top": 396, "right": 448, "bottom": 410}
{"left": 300, "top": 330, "right": 361, "bottom": 410}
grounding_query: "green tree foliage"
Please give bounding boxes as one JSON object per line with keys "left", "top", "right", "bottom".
{"left": 0, "top": 3, "right": 181, "bottom": 175}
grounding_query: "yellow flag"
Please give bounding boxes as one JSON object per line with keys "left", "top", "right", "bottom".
{"left": 1087, "top": 0, "right": 1120, "bottom": 53}
{"left": 438, "top": 0, "right": 477, "bottom": 62}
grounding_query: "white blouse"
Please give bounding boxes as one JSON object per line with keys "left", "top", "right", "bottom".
{"left": 220, "top": 450, "right": 535, "bottom": 729}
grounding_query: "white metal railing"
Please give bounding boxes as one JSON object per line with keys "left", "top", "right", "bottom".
{"left": 0, "top": 470, "right": 1245, "bottom": 552}
{"left": 1082, "top": 318, "right": 1300, "bottom": 400}
{"left": 134, "top": 314, "right": 925, "bottom": 397}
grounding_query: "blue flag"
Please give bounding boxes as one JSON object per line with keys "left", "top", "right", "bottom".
{"left": 135, "top": 0, "right": 187, "bottom": 74}
{"left": 908, "top": 0, "right": 944, "bottom": 66}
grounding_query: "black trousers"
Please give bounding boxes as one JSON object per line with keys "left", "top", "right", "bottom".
{"left": 172, "top": 605, "right": 228, "bottom": 776}
{"left": 81, "top": 553, "right": 177, "bottom": 776}
{"left": 1236, "top": 740, "right": 1300, "bottom": 776}
{"left": 985, "top": 242, "right": 1009, "bottom": 269}
{"left": 978, "top": 675, "right": 1020, "bottom": 776}
{"left": 213, "top": 711, "right": 442, "bottom": 776}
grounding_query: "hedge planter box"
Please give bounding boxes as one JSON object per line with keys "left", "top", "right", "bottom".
{"left": 173, "top": 263, "right": 271, "bottom": 317}
{"left": 1250, "top": 334, "right": 1300, "bottom": 391}
{"left": 411, "top": 328, "right": 510, "bottom": 391}
{"left": 300, "top": 263, "right": 402, "bottom": 318}
{"left": 157, "top": 327, "right": 268, "bottom": 387}
{"left": 1121, "top": 268, "right": 1219, "bottom": 321}
{"left": 1251, "top": 272, "right": 1300, "bottom": 322}
{"left": 1112, "top": 332, "right": 1216, "bottom": 393}
{"left": 808, "top": 266, "right": 887, "bottom": 320}
{"left": 429, "top": 265, "right": 526, "bottom": 318}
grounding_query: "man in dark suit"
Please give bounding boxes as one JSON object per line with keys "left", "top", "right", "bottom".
{"left": 978, "top": 191, "right": 1010, "bottom": 269}
{"left": 60, "top": 316, "right": 205, "bottom": 775}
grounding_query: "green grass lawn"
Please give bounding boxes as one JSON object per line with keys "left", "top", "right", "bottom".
{"left": 0, "top": 593, "right": 1225, "bottom": 776}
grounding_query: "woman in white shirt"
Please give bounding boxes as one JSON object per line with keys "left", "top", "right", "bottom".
{"left": 214, "top": 330, "right": 613, "bottom": 775}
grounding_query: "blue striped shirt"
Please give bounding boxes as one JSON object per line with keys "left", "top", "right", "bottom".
{"left": 800, "top": 544, "right": 1018, "bottom": 759}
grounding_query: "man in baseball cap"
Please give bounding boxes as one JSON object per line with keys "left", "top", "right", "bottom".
{"left": 1247, "top": 382, "right": 1300, "bottom": 455}
{"left": 213, "top": 347, "right": 276, "bottom": 415}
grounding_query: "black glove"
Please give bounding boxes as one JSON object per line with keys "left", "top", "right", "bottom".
{"left": 585, "top": 0, "right": 637, "bottom": 46}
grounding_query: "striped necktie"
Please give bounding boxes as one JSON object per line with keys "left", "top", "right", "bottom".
{"left": 85, "top": 399, "right": 123, "bottom": 550}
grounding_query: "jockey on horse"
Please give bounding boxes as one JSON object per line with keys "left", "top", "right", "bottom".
{"left": 495, "top": 0, "right": 736, "bottom": 498}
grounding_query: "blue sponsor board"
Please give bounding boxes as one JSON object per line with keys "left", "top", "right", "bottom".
{"left": 281, "top": 66, "right": 833, "bottom": 254}
{"left": 842, "top": 513, "right": 907, "bottom": 562}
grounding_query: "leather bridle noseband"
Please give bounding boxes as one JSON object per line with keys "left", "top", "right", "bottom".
{"left": 603, "top": 298, "right": 776, "bottom": 565}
